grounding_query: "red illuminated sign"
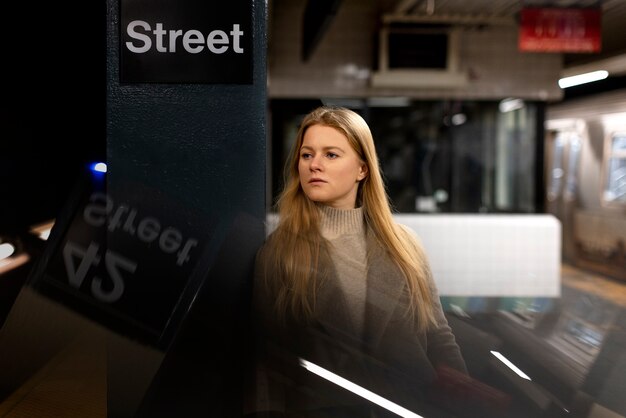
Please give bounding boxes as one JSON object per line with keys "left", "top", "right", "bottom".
{"left": 519, "top": 8, "right": 601, "bottom": 53}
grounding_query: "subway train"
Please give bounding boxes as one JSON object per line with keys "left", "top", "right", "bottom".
{"left": 545, "top": 89, "right": 626, "bottom": 282}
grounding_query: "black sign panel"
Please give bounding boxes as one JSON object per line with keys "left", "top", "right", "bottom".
{"left": 30, "top": 169, "right": 215, "bottom": 348}
{"left": 120, "top": 0, "right": 252, "bottom": 83}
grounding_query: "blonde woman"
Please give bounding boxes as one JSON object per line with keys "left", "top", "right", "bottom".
{"left": 247, "top": 106, "right": 467, "bottom": 418}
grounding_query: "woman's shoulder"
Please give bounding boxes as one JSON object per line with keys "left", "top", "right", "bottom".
{"left": 254, "top": 229, "right": 290, "bottom": 268}
{"left": 395, "top": 223, "right": 424, "bottom": 247}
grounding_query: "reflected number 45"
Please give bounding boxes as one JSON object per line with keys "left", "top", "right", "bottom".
{"left": 62, "top": 241, "right": 137, "bottom": 303}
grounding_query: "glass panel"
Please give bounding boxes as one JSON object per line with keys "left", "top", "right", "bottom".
{"left": 611, "top": 133, "right": 626, "bottom": 153}
{"left": 604, "top": 158, "right": 626, "bottom": 202}
{"left": 565, "top": 133, "right": 581, "bottom": 198}
{"left": 253, "top": 101, "right": 621, "bottom": 417}
{"left": 604, "top": 133, "right": 626, "bottom": 204}
{"left": 494, "top": 104, "right": 537, "bottom": 213}
{"left": 269, "top": 99, "right": 542, "bottom": 214}
{"left": 547, "top": 133, "right": 566, "bottom": 202}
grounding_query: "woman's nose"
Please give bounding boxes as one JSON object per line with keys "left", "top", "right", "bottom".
{"left": 310, "top": 155, "right": 323, "bottom": 171}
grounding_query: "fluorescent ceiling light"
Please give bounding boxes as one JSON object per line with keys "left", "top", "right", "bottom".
{"left": 558, "top": 70, "right": 608, "bottom": 89}
{"left": 299, "top": 358, "right": 424, "bottom": 418}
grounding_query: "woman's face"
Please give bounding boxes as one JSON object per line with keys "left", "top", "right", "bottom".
{"left": 298, "top": 124, "right": 367, "bottom": 210}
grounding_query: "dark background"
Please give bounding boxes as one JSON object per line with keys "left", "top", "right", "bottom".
{"left": 2, "top": 1, "right": 106, "bottom": 233}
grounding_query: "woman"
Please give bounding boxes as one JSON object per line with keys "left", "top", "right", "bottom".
{"left": 247, "top": 106, "right": 467, "bottom": 418}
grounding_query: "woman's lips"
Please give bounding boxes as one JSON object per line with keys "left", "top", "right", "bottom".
{"left": 309, "top": 178, "right": 327, "bottom": 183}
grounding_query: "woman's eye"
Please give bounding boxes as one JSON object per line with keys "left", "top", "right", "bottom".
{"left": 327, "top": 152, "right": 338, "bottom": 159}
{"left": 301, "top": 153, "right": 312, "bottom": 159}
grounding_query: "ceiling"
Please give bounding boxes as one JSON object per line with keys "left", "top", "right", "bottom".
{"left": 383, "top": 0, "right": 626, "bottom": 75}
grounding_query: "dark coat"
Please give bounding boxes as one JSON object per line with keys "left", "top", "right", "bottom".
{"left": 247, "top": 227, "right": 467, "bottom": 417}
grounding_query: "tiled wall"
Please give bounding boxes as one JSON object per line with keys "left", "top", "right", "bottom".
{"left": 269, "top": 0, "right": 563, "bottom": 100}
{"left": 265, "top": 213, "right": 562, "bottom": 297}
{"left": 395, "top": 214, "right": 561, "bottom": 297}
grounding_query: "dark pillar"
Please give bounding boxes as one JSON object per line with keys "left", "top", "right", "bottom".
{"left": 0, "top": 1, "right": 266, "bottom": 417}
{"left": 107, "top": 0, "right": 267, "bottom": 416}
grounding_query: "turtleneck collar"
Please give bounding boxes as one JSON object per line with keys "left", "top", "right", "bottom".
{"left": 317, "top": 204, "right": 365, "bottom": 236}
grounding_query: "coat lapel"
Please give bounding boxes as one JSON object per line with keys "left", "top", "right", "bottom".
{"left": 313, "top": 248, "right": 359, "bottom": 342}
{"left": 312, "top": 233, "right": 406, "bottom": 351}
{"left": 363, "top": 231, "right": 406, "bottom": 351}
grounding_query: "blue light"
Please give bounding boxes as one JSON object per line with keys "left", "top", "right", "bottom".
{"left": 90, "top": 162, "right": 107, "bottom": 173}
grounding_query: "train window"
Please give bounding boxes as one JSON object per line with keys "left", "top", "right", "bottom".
{"left": 602, "top": 132, "right": 626, "bottom": 205}
{"left": 565, "top": 134, "right": 582, "bottom": 198}
{"left": 547, "top": 132, "right": 566, "bottom": 202}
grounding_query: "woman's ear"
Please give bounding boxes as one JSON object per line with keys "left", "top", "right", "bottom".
{"left": 357, "top": 163, "right": 368, "bottom": 181}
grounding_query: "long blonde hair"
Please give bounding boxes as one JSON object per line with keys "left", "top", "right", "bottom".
{"left": 265, "top": 106, "right": 436, "bottom": 331}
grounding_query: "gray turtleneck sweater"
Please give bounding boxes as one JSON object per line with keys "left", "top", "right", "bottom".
{"left": 318, "top": 204, "right": 367, "bottom": 334}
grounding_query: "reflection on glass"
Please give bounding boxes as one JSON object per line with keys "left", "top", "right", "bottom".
{"left": 299, "top": 358, "right": 425, "bottom": 418}
{"left": 490, "top": 351, "right": 531, "bottom": 381}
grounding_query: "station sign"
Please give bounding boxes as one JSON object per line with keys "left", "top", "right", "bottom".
{"left": 519, "top": 7, "right": 601, "bottom": 53}
{"left": 120, "top": 0, "right": 252, "bottom": 83}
